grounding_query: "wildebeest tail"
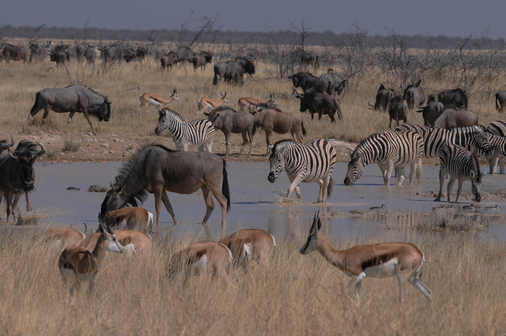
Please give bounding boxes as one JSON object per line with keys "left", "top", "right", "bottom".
{"left": 471, "top": 152, "right": 481, "bottom": 184}
{"left": 213, "top": 65, "right": 219, "bottom": 85}
{"left": 496, "top": 93, "right": 501, "bottom": 111}
{"left": 463, "top": 91, "right": 469, "bottom": 109}
{"left": 30, "top": 92, "right": 43, "bottom": 116}
{"left": 222, "top": 159, "right": 231, "bottom": 211}
{"left": 327, "top": 175, "right": 333, "bottom": 197}
{"left": 301, "top": 121, "right": 307, "bottom": 136}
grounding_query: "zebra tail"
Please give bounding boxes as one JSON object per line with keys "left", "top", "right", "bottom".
{"left": 472, "top": 152, "right": 482, "bottom": 184}
{"left": 301, "top": 121, "right": 307, "bottom": 136}
{"left": 222, "top": 159, "right": 231, "bottom": 211}
{"left": 496, "top": 93, "right": 501, "bottom": 111}
{"left": 327, "top": 175, "right": 333, "bottom": 197}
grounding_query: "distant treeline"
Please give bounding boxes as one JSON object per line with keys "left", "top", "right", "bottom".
{"left": 1, "top": 24, "right": 505, "bottom": 50}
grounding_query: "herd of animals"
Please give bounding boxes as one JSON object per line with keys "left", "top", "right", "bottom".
{"left": 2, "top": 40, "right": 506, "bottom": 303}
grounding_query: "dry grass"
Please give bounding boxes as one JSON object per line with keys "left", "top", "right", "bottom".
{"left": 0, "top": 230, "right": 504, "bottom": 335}
{"left": 0, "top": 44, "right": 504, "bottom": 158}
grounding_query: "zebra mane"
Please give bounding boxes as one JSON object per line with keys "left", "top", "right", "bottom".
{"left": 351, "top": 131, "right": 393, "bottom": 164}
{"left": 160, "top": 107, "right": 185, "bottom": 122}
{"left": 269, "top": 139, "right": 297, "bottom": 158}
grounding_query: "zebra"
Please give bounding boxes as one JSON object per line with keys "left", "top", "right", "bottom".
{"left": 344, "top": 130, "right": 423, "bottom": 186}
{"left": 435, "top": 143, "right": 481, "bottom": 203}
{"left": 154, "top": 108, "right": 215, "bottom": 152}
{"left": 267, "top": 138, "right": 338, "bottom": 203}
{"left": 484, "top": 121, "right": 506, "bottom": 173}
{"left": 395, "top": 124, "right": 491, "bottom": 158}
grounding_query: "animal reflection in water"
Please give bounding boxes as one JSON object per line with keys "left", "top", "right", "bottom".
{"left": 99, "top": 144, "right": 230, "bottom": 239}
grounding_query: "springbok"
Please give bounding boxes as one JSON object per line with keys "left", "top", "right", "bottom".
{"left": 102, "top": 207, "right": 153, "bottom": 234}
{"left": 139, "top": 89, "right": 179, "bottom": 107}
{"left": 80, "top": 229, "right": 152, "bottom": 255}
{"left": 167, "top": 241, "right": 233, "bottom": 284}
{"left": 300, "top": 211, "right": 432, "bottom": 303}
{"left": 41, "top": 227, "right": 86, "bottom": 251}
{"left": 197, "top": 92, "right": 228, "bottom": 112}
{"left": 58, "top": 223, "right": 128, "bottom": 295}
{"left": 238, "top": 94, "right": 275, "bottom": 112}
{"left": 220, "top": 229, "right": 276, "bottom": 268}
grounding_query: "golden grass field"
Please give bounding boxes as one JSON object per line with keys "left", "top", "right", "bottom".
{"left": 0, "top": 228, "right": 504, "bottom": 335}
{"left": 0, "top": 41, "right": 505, "bottom": 162}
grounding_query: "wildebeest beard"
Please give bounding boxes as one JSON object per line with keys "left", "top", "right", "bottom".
{"left": 20, "top": 163, "right": 35, "bottom": 192}
{"left": 88, "top": 102, "right": 110, "bottom": 121}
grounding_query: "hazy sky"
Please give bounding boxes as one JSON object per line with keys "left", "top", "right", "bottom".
{"left": 2, "top": 0, "right": 506, "bottom": 38}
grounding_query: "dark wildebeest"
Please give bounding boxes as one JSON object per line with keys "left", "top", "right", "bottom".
{"left": 0, "top": 140, "right": 45, "bottom": 222}
{"left": 289, "top": 72, "right": 328, "bottom": 93}
{"left": 433, "top": 108, "right": 478, "bottom": 129}
{"left": 320, "top": 69, "right": 347, "bottom": 96}
{"left": 437, "top": 88, "right": 468, "bottom": 109}
{"left": 29, "top": 41, "right": 51, "bottom": 62}
{"left": 175, "top": 46, "right": 194, "bottom": 63}
{"left": 250, "top": 107, "right": 306, "bottom": 153}
{"left": 204, "top": 106, "right": 256, "bottom": 157}
{"left": 213, "top": 57, "right": 255, "bottom": 85}
{"left": 29, "top": 84, "right": 111, "bottom": 134}
{"left": 98, "top": 144, "right": 231, "bottom": 239}
{"left": 289, "top": 48, "right": 320, "bottom": 68}
{"left": 495, "top": 91, "right": 506, "bottom": 113}
{"left": 416, "top": 95, "right": 444, "bottom": 127}
{"left": 292, "top": 89, "right": 343, "bottom": 122}
{"left": 371, "top": 84, "right": 395, "bottom": 112}
{"left": 403, "top": 80, "right": 425, "bottom": 111}
{"left": 192, "top": 51, "right": 213, "bottom": 70}
{"left": 0, "top": 43, "right": 29, "bottom": 62}
{"left": 50, "top": 44, "right": 71, "bottom": 65}
{"left": 388, "top": 95, "right": 408, "bottom": 128}
{"left": 160, "top": 51, "right": 178, "bottom": 70}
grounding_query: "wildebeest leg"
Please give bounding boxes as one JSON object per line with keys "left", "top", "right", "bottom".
{"left": 161, "top": 190, "right": 178, "bottom": 226}
{"left": 82, "top": 108, "right": 96, "bottom": 135}
{"left": 25, "top": 192, "right": 31, "bottom": 212}
{"left": 42, "top": 107, "right": 50, "bottom": 119}
{"left": 201, "top": 186, "right": 214, "bottom": 239}
{"left": 208, "top": 183, "right": 229, "bottom": 239}
{"left": 68, "top": 112, "right": 76, "bottom": 123}
{"left": 264, "top": 130, "right": 272, "bottom": 155}
{"left": 225, "top": 132, "right": 231, "bottom": 157}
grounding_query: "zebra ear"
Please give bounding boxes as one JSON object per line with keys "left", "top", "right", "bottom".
{"left": 268, "top": 144, "right": 274, "bottom": 154}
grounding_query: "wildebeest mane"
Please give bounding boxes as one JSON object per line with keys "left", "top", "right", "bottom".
{"left": 111, "top": 143, "right": 176, "bottom": 204}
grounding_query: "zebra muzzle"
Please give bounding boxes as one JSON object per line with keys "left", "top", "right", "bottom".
{"left": 267, "top": 173, "right": 276, "bottom": 183}
{"left": 344, "top": 177, "right": 352, "bottom": 185}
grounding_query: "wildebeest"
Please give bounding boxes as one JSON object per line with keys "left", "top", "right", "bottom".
{"left": 213, "top": 57, "right": 255, "bottom": 85}
{"left": 0, "top": 43, "right": 29, "bottom": 62}
{"left": 416, "top": 95, "right": 444, "bottom": 127}
{"left": 29, "top": 84, "right": 111, "bottom": 134}
{"left": 403, "top": 80, "right": 425, "bottom": 110}
{"left": 388, "top": 95, "right": 408, "bottom": 128}
{"left": 175, "top": 46, "right": 194, "bottom": 63}
{"left": 192, "top": 51, "right": 213, "bottom": 70}
{"left": 83, "top": 45, "right": 98, "bottom": 63}
{"left": 0, "top": 140, "right": 45, "bottom": 221}
{"left": 160, "top": 51, "right": 178, "bottom": 70}
{"left": 289, "top": 72, "right": 328, "bottom": 93}
{"left": 371, "top": 84, "right": 395, "bottom": 112}
{"left": 292, "top": 89, "right": 343, "bottom": 122}
{"left": 289, "top": 48, "right": 320, "bottom": 68}
{"left": 495, "top": 91, "right": 506, "bottom": 113}
{"left": 433, "top": 108, "right": 478, "bottom": 129}
{"left": 320, "top": 69, "right": 347, "bottom": 96}
{"left": 29, "top": 41, "right": 51, "bottom": 62}
{"left": 99, "top": 144, "right": 230, "bottom": 239}
{"left": 437, "top": 88, "right": 468, "bottom": 109}
{"left": 250, "top": 107, "right": 306, "bottom": 152}
{"left": 204, "top": 106, "right": 256, "bottom": 157}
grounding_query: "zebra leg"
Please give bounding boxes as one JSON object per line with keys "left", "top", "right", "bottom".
{"left": 488, "top": 155, "right": 497, "bottom": 174}
{"left": 416, "top": 158, "right": 422, "bottom": 184}
{"left": 447, "top": 176, "right": 456, "bottom": 203}
{"left": 455, "top": 178, "right": 464, "bottom": 203}
{"left": 295, "top": 186, "right": 302, "bottom": 199}
{"left": 471, "top": 179, "right": 481, "bottom": 202}
{"left": 287, "top": 175, "right": 304, "bottom": 200}
{"left": 500, "top": 156, "right": 504, "bottom": 174}
{"left": 435, "top": 168, "right": 445, "bottom": 202}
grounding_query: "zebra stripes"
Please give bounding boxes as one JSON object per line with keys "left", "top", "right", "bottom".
{"left": 484, "top": 121, "right": 506, "bottom": 173}
{"left": 344, "top": 130, "right": 423, "bottom": 186}
{"left": 268, "top": 138, "right": 338, "bottom": 203}
{"left": 486, "top": 120, "right": 506, "bottom": 137}
{"left": 435, "top": 143, "right": 481, "bottom": 203}
{"left": 395, "top": 124, "right": 490, "bottom": 158}
{"left": 155, "top": 108, "right": 215, "bottom": 152}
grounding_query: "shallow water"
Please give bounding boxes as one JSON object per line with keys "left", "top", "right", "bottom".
{"left": 4, "top": 160, "right": 506, "bottom": 243}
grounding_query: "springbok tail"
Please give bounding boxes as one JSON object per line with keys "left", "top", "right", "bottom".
{"left": 147, "top": 211, "right": 154, "bottom": 232}
{"left": 270, "top": 233, "right": 277, "bottom": 247}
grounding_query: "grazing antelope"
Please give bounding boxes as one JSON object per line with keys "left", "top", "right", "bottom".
{"left": 168, "top": 241, "right": 233, "bottom": 284}
{"left": 103, "top": 207, "right": 154, "bottom": 234}
{"left": 238, "top": 94, "right": 275, "bottom": 112}
{"left": 139, "top": 89, "right": 178, "bottom": 107}
{"left": 197, "top": 92, "right": 228, "bottom": 112}
{"left": 221, "top": 229, "right": 276, "bottom": 268}
{"left": 80, "top": 229, "right": 152, "bottom": 255}
{"left": 300, "top": 211, "right": 432, "bottom": 303}
{"left": 41, "top": 227, "right": 86, "bottom": 251}
{"left": 58, "top": 224, "right": 128, "bottom": 295}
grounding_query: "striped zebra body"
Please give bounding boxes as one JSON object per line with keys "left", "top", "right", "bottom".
{"left": 435, "top": 143, "right": 481, "bottom": 203}
{"left": 484, "top": 121, "right": 506, "bottom": 173}
{"left": 155, "top": 108, "right": 215, "bottom": 152}
{"left": 344, "top": 130, "right": 423, "bottom": 186}
{"left": 268, "top": 138, "right": 338, "bottom": 203}
{"left": 396, "top": 124, "right": 490, "bottom": 158}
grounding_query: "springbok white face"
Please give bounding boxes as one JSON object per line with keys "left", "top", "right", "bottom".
{"left": 267, "top": 145, "right": 285, "bottom": 183}
{"left": 300, "top": 211, "right": 322, "bottom": 254}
